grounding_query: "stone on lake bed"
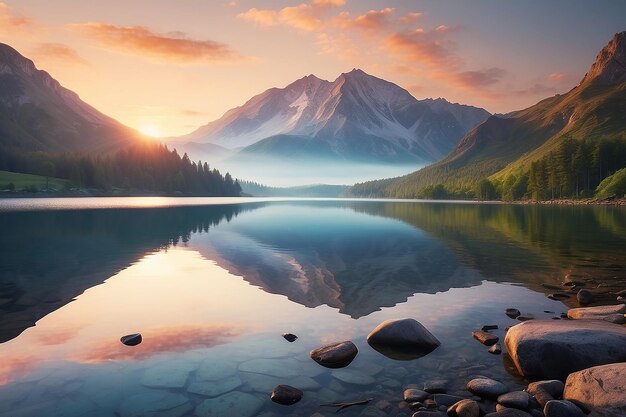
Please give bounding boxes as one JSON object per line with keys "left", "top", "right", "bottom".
{"left": 140, "top": 361, "right": 195, "bottom": 389}
{"left": 504, "top": 319, "right": 626, "bottom": 380}
{"left": 331, "top": 369, "right": 376, "bottom": 385}
{"left": 366, "top": 318, "right": 440, "bottom": 360}
{"left": 482, "top": 325, "right": 498, "bottom": 331}
{"left": 467, "top": 377, "right": 509, "bottom": 397}
{"left": 119, "top": 392, "right": 190, "bottom": 417}
{"left": 271, "top": 384, "right": 303, "bottom": 405}
{"left": 516, "top": 314, "right": 534, "bottom": 321}
{"left": 194, "top": 391, "right": 263, "bottom": 417}
{"left": 238, "top": 358, "right": 300, "bottom": 378}
{"left": 310, "top": 341, "right": 358, "bottom": 368}
{"left": 187, "top": 375, "right": 242, "bottom": 397}
{"left": 505, "top": 308, "right": 521, "bottom": 319}
{"left": 473, "top": 330, "right": 499, "bottom": 346}
{"left": 120, "top": 333, "right": 142, "bottom": 346}
{"left": 567, "top": 304, "right": 626, "bottom": 324}
{"left": 282, "top": 333, "right": 298, "bottom": 342}
{"left": 484, "top": 409, "right": 533, "bottom": 416}
{"left": 196, "top": 359, "right": 238, "bottom": 381}
{"left": 423, "top": 379, "right": 448, "bottom": 393}
{"left": 526, "top": 380, "right": 564, "bottom": 397}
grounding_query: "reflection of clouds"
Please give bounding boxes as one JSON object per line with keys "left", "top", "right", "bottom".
{"left": 34, "top": 326, "right": 83, "bottom": 346}
{"left": 0, "top": 354, "right": 38, "bottom": 385}
{"left": 74, "top": 324, "right": 240, "bottom": 363}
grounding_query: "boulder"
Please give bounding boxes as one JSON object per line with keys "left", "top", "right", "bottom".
{"left": 467, "top": 378, "right": 509, "bottom": 398}
{"left": 448, "top": 399, "right": 480, "bottom": 417}
{"left": 270, "top": 384, "right": 303, "bottom": 405}
{"left": 310, "top": 341, "right": 358, "bottom": 368}
{"left": 544, "top": 400, "right": 585, "bottom": 417}
{"left": 367, "top": 318, "right": 440, "bottom": 360}
{"left": 504, "top": 319, "right": 626, "bottom": 380}
{"left": 564, "top": 362, "right": 626, "bottom": 417}
{"left": 567, "top": 304, "right": 626, "bottom": 324}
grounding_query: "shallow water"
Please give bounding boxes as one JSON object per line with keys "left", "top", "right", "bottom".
{"left": 0, "top": 198, "right": 624, "bottom": 417}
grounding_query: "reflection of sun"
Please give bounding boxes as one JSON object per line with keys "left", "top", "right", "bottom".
{"left": 138, "top": 124, "right": 160, "bottom": 138}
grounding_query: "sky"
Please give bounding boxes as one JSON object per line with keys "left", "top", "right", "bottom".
{"left": 1, "top": 0, "right": 625, "bottom": 138}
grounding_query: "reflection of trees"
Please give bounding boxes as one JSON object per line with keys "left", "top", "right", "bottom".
{"left": 0, "top": 204, "right": 256, "bottom": 343}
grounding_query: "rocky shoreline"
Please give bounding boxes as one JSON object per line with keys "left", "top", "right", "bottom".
{"left": 515, "top": 198, "right": 626, "bottom": 206}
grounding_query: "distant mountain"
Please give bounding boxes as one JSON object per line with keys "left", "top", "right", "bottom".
{"left": 175, "top": 69, "right": 490, "bottom": 164}
{"left": 350, "top": 32, "right": 626, "bottom": 197}
{"left": 0, "top": 43, "right": 144, "bottom": 154}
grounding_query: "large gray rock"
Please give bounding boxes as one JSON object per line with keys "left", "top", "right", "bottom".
{"left": 564, "top": 362, "right": 626, "bottom": 417}
{"left": 567, "top": 304, "right": 626, "bottom": 324}
{"left": 310, "top": 341, "right": 358, "bottom": 368}
{"left": 504, "top": 319, "right": 626, "bottom": 380}
{"left": 367, "top": 318, "right": 440, "bottom": 360}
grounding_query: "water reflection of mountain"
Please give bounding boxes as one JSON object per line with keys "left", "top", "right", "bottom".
{"left": 0, "top": 205, "right": 251, "bottom": 343}
{"left": 191, "top": 203, "right": 486, "bottom": 318}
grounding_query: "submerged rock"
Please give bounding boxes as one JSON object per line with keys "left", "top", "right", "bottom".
{"left": 504, "top": 319, "right": 626, "bottom": 380}
{"left": 195, "top": 391, "right": 263, "bottom": 417}
{"left": 543, "top": 400, "right": 585, "bottom": 417}
{"left": 564, "top": 362, "right": 626, "bottom": 416}
{"left": 484, "top": 409, "right": 532, "bottom": 416}
{"left": 271, "top": 384, "right": 303, "bottom": 405}
{"left": 404, "top": 388, "right": 430, "bottom": 403}
{"left": 423, "top": 379, "right": 448, "bottom": 394}
{"left": 473, "top": 330, "right": 499, "bottom": 346}
{"left": 505, "top": 308, "right": 521, "bottom": 319}
{"left": 567, "top": 304, "right": 626, "bottom": 324}
{"left": 488, "top": 343, "right": 502, "bottom": 355}
{"left": 120, "top": 333, "right": 142, "bottom": 346}
{"left": 331, "top": 369, "right": 376, "bottom": 385}
{"left": 526, "top": 380, "right": 564, "bottom": 398}
{"left": 119, "top": 392, "right": 190, "bottom": 417}
{"left": 310, "top": 341, "right": 358, "bottom": 368}
{"left": 367, "top": 318, "right": 440, "bottom": 360}
{"left": 187, "top": 375, "right": 242, "bottom": 398}
{"left": 497, "top": 391, "right": 530, "bottom": 410}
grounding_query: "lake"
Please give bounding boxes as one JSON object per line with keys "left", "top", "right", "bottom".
{"left": 0, "top": 198, "right": 625, "bottom": 417}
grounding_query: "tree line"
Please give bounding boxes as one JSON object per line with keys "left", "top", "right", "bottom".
{"left": 0, "top": 143, "right": 242, "bottom": 196}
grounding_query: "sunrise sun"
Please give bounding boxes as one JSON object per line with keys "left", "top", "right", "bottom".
{"left": 138, "top": 124, "right": 160, "bottom": 138}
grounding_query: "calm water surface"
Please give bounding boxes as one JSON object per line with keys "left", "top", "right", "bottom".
{"left": 0, "top": 198, "right": 625, "bottom": 417}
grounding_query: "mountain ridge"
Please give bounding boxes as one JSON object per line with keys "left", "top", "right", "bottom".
{"left": 174, "top": 68, "right": 490, "bottom": 164}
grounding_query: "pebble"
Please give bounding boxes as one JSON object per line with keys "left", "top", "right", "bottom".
{"left": 488, "top": 344, "right": 502, "bottom": 355}
{"left": 497, "top": 391, "right": 530, "bottom": 410}
{"left": 270, "top": 384, "right": 303, "bottom": 405}
{"left": 543, "top": 400, "right": 585, "bottom": 417}
{"left": 310, "top": 341, "right": 358, "bottom": 368}
{"left": 282, "top": 333, "right": 298, "bottom": 342}
{"left": 472, "top": 330, "right": 499, "bottom": 346}
{"left": 526, "top": 380, "right": 564, "bottom": 397}
{"left": 404, "top": 389, "right": 430, "bottom": 403}
{"left": 448, "top": 399, "right": 479, "bottom": 417}
{"left": 423, "top": 379, "right": 448, "bottom": 393}
{"left": 576, "top": 289, "right": 593, "bottom": 305}
{"left": 505, "top": 308, "right": 521, "bottom": 319}
{"left": 120, "top": 333, "right": 142, "bottom": 346}
{"left": 467, "top": 378, "right": 509, "bottom": 398}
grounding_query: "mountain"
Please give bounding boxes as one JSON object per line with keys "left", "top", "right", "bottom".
{"left": 175, "top": 69, "right": 490, "bottom": 164}
{"left": 0, "top": 43, "right": 144, "bottom": 154}
{"left": 350, "top": 32, "right": 626, "bottom": 197}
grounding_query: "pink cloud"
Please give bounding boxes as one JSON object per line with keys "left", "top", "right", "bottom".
{"left": 400, "top": 12, "right": 423, "bottom": 24}
{"left": 68, "top": 22, "right": 243, "bottom": 64}
{"left": 30, "top": 43, "right": 88, "bottom": 66}
{"left": 0, "top": 2, "right": 35, "bottom": 34}
{"left": 238, "top": 0, "right": 346, "bottom": 31}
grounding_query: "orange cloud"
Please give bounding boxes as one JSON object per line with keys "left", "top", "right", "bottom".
{"left": 238, "top": 0, "right": 345, "bottom": 31}
{"left": 30, "top": 43, "right": 88, "bottom": 66}
{"left": 334, "top": 8, "right": 395, "bottom": 33}
{"left": 69, "top": 22, "right": 242, "bottom": 63}
{"left": 400, "top": 12, "right": 423, "bottom": 24}
{"left": 383, "top": 28, "right": 455, "bottom": 67}
{"left": 0, "top": 2, "right": 35, "bottom": 34}
{"left": 450, "top": 67, "right": 506, "bottom": 88}
{"left": 548, "top": 72, "right": 566, "bottom": 80}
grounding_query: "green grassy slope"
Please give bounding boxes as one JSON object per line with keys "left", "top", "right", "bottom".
{"left": 0, "top": 170, "right": 69, "bottom": 191}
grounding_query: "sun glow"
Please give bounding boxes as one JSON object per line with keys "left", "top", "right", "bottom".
{"left": 138, "top": 124, "right": 161, "bottom": 138}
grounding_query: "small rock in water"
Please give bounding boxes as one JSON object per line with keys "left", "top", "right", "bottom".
{"left": 282, "top": 333, "right": 298, "bottom": 342}
{"left": 484, "top": 409, "right": 533, "bottom": 416}
{"left": 120, "top": 333, "right": 142, "bottom": 346}
{"left": 367, "top": 318, "right": 440, "bottom": 360}
{"left": 526, "top": 380, "right": 564, "bottom": 397}
{"left": 547, "top": 293, "right": 570, "bottom": 300}
{"left": 505, "top": 308, "right": 521, "bottom": 319}
{"left": 404, "top": 388, "right": 430, "bottom": 403}
{"left": 473, "top": 330, "right": 499, "bottom": 346}
{"left": 497, "top": 391, "right": 530, "bottom": 410}
{"left": 516, "top": 314, "right": 534, "bottom": 322}
{"left": 576, "top": 289, "right": 593, "bottom": 306}
{"left": 432, "top": 394, "right": 464, "bottom": 407}
{"left": 467, "top": 378, "right": 509, "bottom": 398}
{"left": 481, "top": 325, "right": 498, "bottom": 331}
{"left": 448, "top": 399, "right": 479, "bottom": 417}
{"left": 488, "top": 343, "right": 502, "bottom": 355}
{"left": 270, "top": 384, "right": 303, "bottom": 405}
{"left": 543, "top": 310, "right": 555, "bottom": 314}
{"left": 310, "top": 341, "right": 358, "bottom": 368}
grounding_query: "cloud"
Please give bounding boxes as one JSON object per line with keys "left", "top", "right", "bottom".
{"left": 449, "top": 67, "right": 506, "bottom": 88}
{"left": 180, "top": 109, "right": 206, "bottom": 117}
{"left": 0, "top": 2, "right": 35, "bottom": 34}
{"left": 30, "top": 43, "right": 88, "bottom": 66}
{"left": 399, "top": 12, "right": 423, "bottom": 24}
{"left": 334, "top": 8, "right": 395, "bottom": 33}
{"left": 383, "top": 28, "right": 456, "bottom": 68}
{"left": 238, "top": 0, "right": 345, "bottom": 31}
{"left": 548, "top": 72, "right": 566, "bottom": 80}
{"left": 69, "top": 22, "right": 242, "bottom": 64}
